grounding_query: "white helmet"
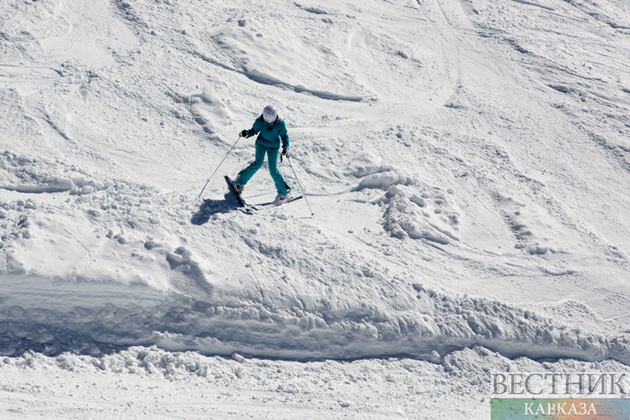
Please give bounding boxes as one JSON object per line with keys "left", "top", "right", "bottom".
{"left": 262, "top": 105, "right": 278, "bottom": 123}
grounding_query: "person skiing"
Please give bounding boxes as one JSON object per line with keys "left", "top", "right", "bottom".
{"left": 233, "top": 105, "right": 291, "bottom": 204}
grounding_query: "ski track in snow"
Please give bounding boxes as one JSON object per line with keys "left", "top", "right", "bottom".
{"left": 2, "top": 0, "right": 630, "bottom": 416}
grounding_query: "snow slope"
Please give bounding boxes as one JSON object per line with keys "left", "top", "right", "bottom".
{"left": 2, "top": 0, "right": 630, "bottom": 417}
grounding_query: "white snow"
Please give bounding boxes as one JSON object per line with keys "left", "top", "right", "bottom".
{"left": 2, "top": 0, "right": 630, "bottom": 417}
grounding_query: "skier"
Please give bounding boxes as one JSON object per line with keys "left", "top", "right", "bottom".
{"left": 233, "top": 105, "right": 291, "bottom": 204}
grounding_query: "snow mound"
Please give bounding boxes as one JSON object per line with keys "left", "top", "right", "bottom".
{"left": 342, "top": 152, "right": 413, "bottom": 192}
{"left": 190, "top": 92, "right": 233, "bottom": 135}
{"left": 493, "top": 190, "right": 573, "bottom": 255}
{"left": 3, "top": 343, "right": 630, "bottom": 418}
{"left": 2, "top": 271, "right": 630, "bottom": 365}
{"left": 344, "top": 152, "right": 395, "bottom": 178}
{"left": 0, "top": 152, "right": 76, "bottom": 194}
{"left": 379, "top": 184, "right": 460, "bottom": 244}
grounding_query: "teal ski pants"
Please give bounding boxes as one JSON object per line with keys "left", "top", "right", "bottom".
{"left": 237, "top": 143, "right": 290, "bottom": 194}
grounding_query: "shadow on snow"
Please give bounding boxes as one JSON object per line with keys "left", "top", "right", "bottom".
{"left": 191, "top": 193, "right": 240, "bottom": 225}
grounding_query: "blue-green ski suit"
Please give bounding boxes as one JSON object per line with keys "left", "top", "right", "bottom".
{"left": 237, "top": 116, "right": 290, "bottom": 194}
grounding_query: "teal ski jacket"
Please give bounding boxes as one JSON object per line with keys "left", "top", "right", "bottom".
{"left": 244, "top": 116, "right": 289, "bottom": 150}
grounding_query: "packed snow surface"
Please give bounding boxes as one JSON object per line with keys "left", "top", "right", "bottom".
{"left": 2, "top": 0, "right": 630, "bottom": 417}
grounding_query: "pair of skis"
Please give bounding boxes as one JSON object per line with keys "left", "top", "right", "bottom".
{"left": 225, "top": 176, "right": 303, "bottom": 212}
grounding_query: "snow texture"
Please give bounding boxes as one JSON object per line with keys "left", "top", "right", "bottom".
{"left": 2, "top": 0, "right": 630, "bottom": 417}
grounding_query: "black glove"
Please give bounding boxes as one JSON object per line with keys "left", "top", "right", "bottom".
{"left": 240, "top": 129, "right": 249, "bottom": 138}
{"left": 281, "top": 147, "right": 290, "bottom": 162}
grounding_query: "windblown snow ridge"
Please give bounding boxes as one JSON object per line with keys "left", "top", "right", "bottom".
{"left": 192, "top": 51, "right": 365, "bottom": 103}
{"left": 243, "top": 69, "right": 365, "bottom": 102}
{"left": 2, "top": 276, "right": 629, "bottom": 365}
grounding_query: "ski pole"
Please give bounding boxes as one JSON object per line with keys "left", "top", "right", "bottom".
{"left": 198, "top": 135, "right": 242, "bottom": 199}
{"left": 287, "top": 157, "right": 314, "bottom": 217}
